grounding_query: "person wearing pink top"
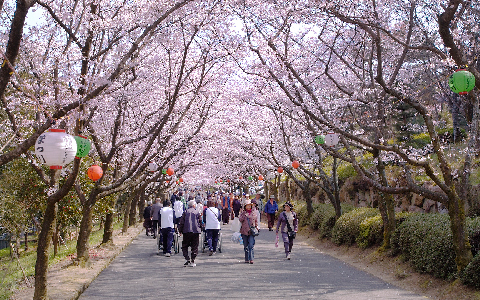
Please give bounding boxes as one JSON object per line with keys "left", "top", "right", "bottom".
{"left": 239, "top": 200, "right": 258, "bottom": 264}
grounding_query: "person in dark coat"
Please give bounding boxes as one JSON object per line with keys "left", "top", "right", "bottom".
{"left": 143, "top": 201, "right": 153, "bottom": 236}
{"left": 232, "top": 196, "right": 242, "bottom": 217}
{"left": 178, "top": 200, "right": 202, "bottom": 267}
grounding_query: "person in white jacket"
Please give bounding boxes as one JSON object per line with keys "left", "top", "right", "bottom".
{"left": 160, "top": 200, "right": 175, "bottom": 257}
{"left": 203, "top": 199, "right": 221, "bottom": 256}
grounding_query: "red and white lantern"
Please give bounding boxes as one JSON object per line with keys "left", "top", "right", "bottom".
{"left": 35, "top": 129, "right": 77, "bottom": 169}
{"left": 147, "top": 161, "right": 158, "bottom": 173}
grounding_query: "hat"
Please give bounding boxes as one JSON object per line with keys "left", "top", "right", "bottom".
{"left": 283, "top": 202, "right": 294, "bottom": 209}
{"left": 269, "top": 194, "right": 275, "bottom": 199}
{"left": 251, "top": 199, "right": 257, "bottom": 205}
{"left": 187, "top": 200, "right": 196, "bottom": 207}
{"left": 147, "top": 200, "right": 152, "bottom": 205}
{"left": 244, "top": 199, "right": 252, "bottom": 208}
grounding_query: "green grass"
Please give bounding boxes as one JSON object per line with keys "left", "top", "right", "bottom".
{"left": 0, "top": 222, "right": 123, "bottom": 300}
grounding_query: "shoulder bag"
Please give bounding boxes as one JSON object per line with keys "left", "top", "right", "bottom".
{"left": 246, "top": 214, "right": 259, "bottom": 236}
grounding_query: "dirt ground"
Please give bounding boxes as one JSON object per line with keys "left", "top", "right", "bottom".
{"left": 11, "top": 224, "right": 143, "bottom": 300}
{"left": 296, "top": 227, "right": 480, "bottom": 300}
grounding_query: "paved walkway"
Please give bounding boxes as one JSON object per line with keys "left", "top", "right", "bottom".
{"left": 79, "top": 223, "right": 427, "bottom": 300}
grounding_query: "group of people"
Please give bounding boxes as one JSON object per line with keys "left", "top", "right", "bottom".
{"left": 143, "top": 189, "right": 299, "bottom": 266}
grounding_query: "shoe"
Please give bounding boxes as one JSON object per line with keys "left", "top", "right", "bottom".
{"left": 213, "top": 252, "right": 216, "bottom": 255}
{"left": 184, "top": 261, "right": 190, "bottom": 267}
{"left": 249, "top": 260, "right": 254, "bottom": 264}
{"left": 245, "top": 261, "right": 249, "bottom": 263}
{"left": 153, "top": 235, "right": 156, "bottom": 239}
{"left": 208, "top": 250, "right": 213, "bottom": 256}
{"left": 165, "top": 253, "right": 171, "bottom": 257}
{"left": 190, "top": 262, "right": 196, "bottom": 267}
{"left": 287, "top": 253, "right": 291, "bottom": 260}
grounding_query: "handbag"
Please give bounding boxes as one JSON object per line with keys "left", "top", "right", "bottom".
{"left": 284, "top": 212, "right": 296, "bottom": 239}
{"left": 246, "top": 214, "right": 259, "bottom": 236}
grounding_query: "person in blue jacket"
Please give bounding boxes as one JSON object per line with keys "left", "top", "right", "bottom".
{"left": 263, "top": 194, "right": 278, "bottom": 231}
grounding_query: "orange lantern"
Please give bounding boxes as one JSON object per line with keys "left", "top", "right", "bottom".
{"left": 166, "top": 181, "right": 170, "bottom": 183}
{"left": 87, "top": 165, "right": 103, "bottom": 181}
{"left": 258, "top": 175, "right": 264, "bottom": 181}
{"left": 166, "top": 167, "right": 174, "bottom": 176}
{"left": 292, "top": 161, "right": 300, "bottom": 169}
{"left": 278, "top": 167, "right": 284, "bottom": 173}
{"left": 227, "top": 179, "right": 231, "bottom": 183}
{"left": 239, "top": 176, "right": 243, "bottom": 180}
{"left": 179, "top": 177, "right": 184, "bottom": 183}
{"left": 215, "top": 180, "right": 217, "bottom": 184}
{"left": 220, "top": 179, "right": 223, "bottom": 183}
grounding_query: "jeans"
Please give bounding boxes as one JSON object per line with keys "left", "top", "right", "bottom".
{"left": 161, "top": 227, "right": 174, "bottom": 254}
{"left": 241, "top": 234, "right": 255, "bottom": 261}
{"left": 206, "top": 229, "right": 220, "bottom": 252}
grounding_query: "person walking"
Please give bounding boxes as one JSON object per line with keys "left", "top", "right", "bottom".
{"left": 151, "top": 198, "right": 163, "bottom": 239}
{"left": 239, "top": 199, "right": 258, "bottom": 264}
{"left": 232, "top": 196, "right": 242, "bottom": 218}
{"left": 222, "top": 194, "right": 231, "bottom": 225}
{"left": 178, "top": 200, "right": 202, "bottom": 267}
{"left": 276, "top": 202, "right": 298, "bottom": 260}
{"left": 264, "top": 195, "right": 278, "bottom": 231}
{"left": 143, "top": 201, "right": 153, "bottom": 236}
{"left": 159, "top": 200, "right": 175, "bottom": 257}
{"left": 204, "top": 199, "right": 222, "bottom": 256}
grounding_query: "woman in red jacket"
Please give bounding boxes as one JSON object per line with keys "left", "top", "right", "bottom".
{"left": 239, "top": 199, "right": 258, "bottom": 264}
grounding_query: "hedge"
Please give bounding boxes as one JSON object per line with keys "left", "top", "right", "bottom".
{"left": 356, "top": 212, "right": 412, "bottom": 249}
{"left": 461, "top": 252, "right": 480, "bottom": 288}
{"left": 331, "top": 207, "right": 379, "bottom": 246}
{"left": 390, "top": 213, "right": 456, "bottom": 279}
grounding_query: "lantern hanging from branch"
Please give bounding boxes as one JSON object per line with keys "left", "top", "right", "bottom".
{"left": 258, "top": 175, "right": 264, "bottom": 181}
{"left": 148, "top": 161, "right": 158, "bottom": 173}
{"left": 74, "top": 135, "right": 91, "bottom": 158}
{"left": 162, "top": 169, "right": 167, "bottom": 175}
{"left": 315, "top": 135, "right": 325, "bottom": 145}
{"left": 87, "top": 165, "right": 103, "bottom": 181}
{"left": 35, "top": 129, "right": 77, "bottom": 169}
{"left": 449, "top": 69, "right": 476, "bottom": 95}
{"left": 166, "top": 167, "right": 174, "bottom": 176}
{"left": 277, "top": 167, "right": 284, "bottom": 173}
{"left": 325, "top": 132, "right": 339, "bottom": 147}
{"left": 227, "top": 179, "right": 231, "bottom": 183}
{"left": 248, "top": 176, "right": 253, "bottom": 181}
{"left": 239, "top": 176, "right": 243, "bottom": 180}
{"left": 179, "top": 177, "right": 184, "bottom": 183}
{"left": 292, "top": 161, "right": 300, "bottom": 169}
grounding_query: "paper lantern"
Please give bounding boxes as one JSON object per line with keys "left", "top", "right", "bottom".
{"left": 220, "top": 179, "right": 223, "bottom": 183}
{"left": 239, "top": 176, "right": 243, "bottom": 180}
{"left": 87, "top": 165, "right": 103, "bottom": 181}
{"left": 166, "top": 181, "right": 170, "bottom": 183}
{"left": 258, "top": 175, "right": 264, "bottom": 181}
{"left": 162, "top": 169, "right": 167, "bottom": 175}
{"left": 292, "top": 161, "right": 300, "bottom": 169}
{"left": 166, "top": 167, "right": 174, "bottom": 176}
{"left": 179, "top": 177, "right": 184, "bottom": 183}
{"left": 215, "top": 180, "right": 217, "bottom": 184}
{"left": 315, "top": 135, "right": 325, "bottom": 145}
{"left": 74, "top": 135, "right": 91, "bottom": 158}
{"left": 248, "top": 176, "right": 253, "bottom": 181}
{"left": 325, "top": 132, "right": 339, "bottom": 147}
{"left": 227, "top": 179, "right": 231, "bottom": 183}
{"left": 277, "top": 167, "right": 283, "bottom": 173}
{"left": 449, "top": 69, "right": 475, "bottom": 95}
{"left": 35, "top": 129, "right": 77, "bottom": 169}
{"left": 148, "top": 161, "right": 158, "bottom": 173}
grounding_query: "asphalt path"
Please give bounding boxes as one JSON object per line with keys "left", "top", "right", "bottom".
{"left": 79, "top": 222, "right": 428, "bottom": 300}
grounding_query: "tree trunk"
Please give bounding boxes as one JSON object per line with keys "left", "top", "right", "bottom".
{"left": 332, "top": 157, "right": 342, "bottom": 219}
{"left": 376, "top": 153, "right": 396, "bottom": 250}
{"left": 128, "top": 193, "right": 138, "bottom": 226}
{"left": 303, "top": 183, "right": 313, "bottom": 217}
{"left": 24, "top": 229, "right": 28, "bottom": 252}
{"left": 448, "top": 193, "right": 473, "bottom": 272}
{"left": 76, "top": 204, "right": 93, "bottom": 264}
{"left": 122, "top": 193, "right": 136, "bottom": 234}
{"left": 285, "top": 178, "right": 291, "bottom": 203}
{"left": 34, "top": 200, "right": 57, "bottom": 300}
{"left": 102, "top": 212, "right": 114, "bottom": 244}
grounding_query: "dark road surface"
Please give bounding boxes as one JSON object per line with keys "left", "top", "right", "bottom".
{"left": 79, "top": 223, "right": 428, "bottom": 300}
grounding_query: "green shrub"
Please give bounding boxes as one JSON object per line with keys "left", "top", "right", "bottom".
{"left": 295, "top": 202, "right": 309, "bottom": 227}
{"left": 467, "top": 217, "right": 480, "bottom": 257}
{"left": 390, "top": 213, "right": 456, "bottom": 279}
{"left": 310, "top": 204, "right": 335, "bottom": 230}
{"left": 357, "top": 212, "right": 413, "bottom": 249}
{"left": 331, "top": 207, "right": 379, "bottom": 246}
{"left": 461, "top": 252, "right": 480, "bottom": 288}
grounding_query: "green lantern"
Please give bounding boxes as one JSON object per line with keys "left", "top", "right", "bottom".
{"left": 248, "top": 176, "right": 253, "bottom": 181}
{"left": 74, "top": 135, "right": 91, "bottom": 158}
{"left": 162, "top": 169, "right": 167, "bottom": 175}
{"left": 449, "top": 69, "right": 475, "bottom": 95}
{"left": 315, "top": 135, "right": 325, "bottom": 145}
